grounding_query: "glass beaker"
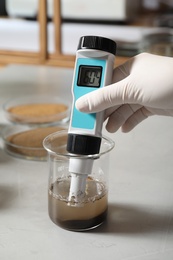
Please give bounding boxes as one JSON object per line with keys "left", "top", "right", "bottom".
{"left": 43, "top": 130, "right": 114, "bottom": 231}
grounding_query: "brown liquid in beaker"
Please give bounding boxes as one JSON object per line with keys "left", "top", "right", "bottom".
{"left": 48, "top": 177, "right": 108, "bottom": 231}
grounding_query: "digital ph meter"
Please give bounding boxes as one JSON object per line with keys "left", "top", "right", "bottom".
{"left": 67, "top": 35, "right": 116, "bottom": 203}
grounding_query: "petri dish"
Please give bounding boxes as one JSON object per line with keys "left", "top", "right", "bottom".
{"left": 1, "top": 125, "right": 66, "bottom": 161}
{"left": 3, "top": 95, "right": 70, "bottom": 127}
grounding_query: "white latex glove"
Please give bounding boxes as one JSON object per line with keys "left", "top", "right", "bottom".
{"left": 75, "top": 53, "right": 173, "bottom": 133}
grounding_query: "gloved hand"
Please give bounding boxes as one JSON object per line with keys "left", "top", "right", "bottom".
{"left": 75, "top": 53, "right": 173, "bottom": 133}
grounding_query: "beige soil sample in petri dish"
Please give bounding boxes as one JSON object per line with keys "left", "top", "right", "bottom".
{"left": 7, "top": 103, "right": 68, "bottom": 124}
{"left": 5, "top": 126, "right": 65, "bottom": 159}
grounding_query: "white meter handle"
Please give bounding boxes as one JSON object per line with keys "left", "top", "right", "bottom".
{"left": 67, "top": 36, "right": 116, "bottom": 203}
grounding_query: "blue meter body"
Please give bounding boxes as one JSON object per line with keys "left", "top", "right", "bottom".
{"left": 71, "top": 58, "right": 106, "bottom": 130}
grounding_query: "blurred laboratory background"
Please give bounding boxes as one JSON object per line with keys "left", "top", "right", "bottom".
{"left": 0, "top": 0, "right": 173, "bottom": 68}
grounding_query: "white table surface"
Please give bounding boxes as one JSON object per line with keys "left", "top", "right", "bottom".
{"left": 0, "top": 64, "right": 173, "bottom": 260}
